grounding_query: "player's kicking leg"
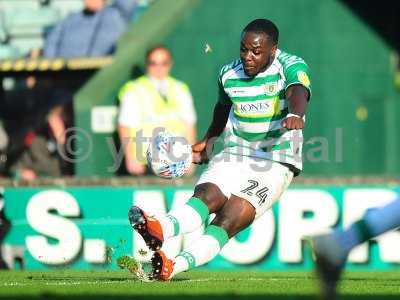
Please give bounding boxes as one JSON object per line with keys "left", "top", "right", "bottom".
{"left": 150, "top": 159, "right": 294, "bottom": 280}
{"left": 151, "top": 194, "right": 256, "bottom": 280}
{"left": 128, "top": 182, "right": 228, "bottom": 251}
{"left": 311, "top": 197, "right": 400, "bottom": 300}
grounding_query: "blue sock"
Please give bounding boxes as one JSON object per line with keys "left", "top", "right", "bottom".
{"left": 334, "top": 197, "right": 400, "bottom": 254}
{"left": 364, "top": 197, "right": 400, "bottom": 236}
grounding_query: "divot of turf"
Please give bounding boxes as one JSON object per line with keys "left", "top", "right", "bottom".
{"left": 116, "top": 255, "right": 153, "bottom": 282}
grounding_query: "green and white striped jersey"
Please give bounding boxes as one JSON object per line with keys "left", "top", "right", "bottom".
{"left": 218, "top": 49, "right": 311, "bottom": 173}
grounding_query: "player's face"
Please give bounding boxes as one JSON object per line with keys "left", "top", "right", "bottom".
{"left": 240, "top": 31, "right": 277, "bottom": 77}
{"left": 84, "top": 0, "right": 105, "bottom": 12}
{"left": 146, "top": 49, "right": 172, "bottom": 80}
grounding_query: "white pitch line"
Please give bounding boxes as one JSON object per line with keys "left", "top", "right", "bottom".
{"left": 183, "top": 277, "right": 298, "bottom": 283}
{"left": 1, "top": 280, "right": 136, "bottom": 287}
{"left": 1, "top": 277, "right": 302, "bottom": 287}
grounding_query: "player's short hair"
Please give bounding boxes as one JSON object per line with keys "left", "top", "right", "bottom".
{"left": 243, "top": 19, "right": 279, "bottom": 45}
{"left": 145, "top": 45, "right": 172, "bottom": 63}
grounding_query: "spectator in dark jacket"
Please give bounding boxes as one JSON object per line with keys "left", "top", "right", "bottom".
{"left": 44, "top": 0, "right": 137, "bottom": 58}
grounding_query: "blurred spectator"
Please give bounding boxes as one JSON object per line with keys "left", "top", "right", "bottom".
{"left": 2, "top": 48, "right": 73, "bottom": 180}
{"left": 6, "top": 104, "right": 73, "bottom": 181}
{"left": 44, "top": 0, "right": 137, "bottom": 58}
{"left": 0, "top": 124, "right": 7, "bottom": 177}
{"left": 0, "top": 189, "right": 9, "bottom": 269}
{"left": 118, "top": 46, "right": 197, "bottom": 176}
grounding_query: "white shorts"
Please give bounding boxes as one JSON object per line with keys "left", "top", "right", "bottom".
{"left": 196, "top": 152, "right": 294, "bottom": 218}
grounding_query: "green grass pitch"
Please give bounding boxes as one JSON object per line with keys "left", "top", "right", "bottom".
{"left": 0, "top": 270, "right": 399, "bottom": 299}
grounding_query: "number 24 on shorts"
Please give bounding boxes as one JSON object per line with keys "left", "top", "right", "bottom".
{"left": 240, "top": 180, "right": 269, "bottom": 206}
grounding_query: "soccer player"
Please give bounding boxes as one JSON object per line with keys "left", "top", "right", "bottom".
{"left": 312, "top": 197, "right": 400, "bottom": 300}
{"left": 129, "top": 18, "right": 312, "bottom": 280}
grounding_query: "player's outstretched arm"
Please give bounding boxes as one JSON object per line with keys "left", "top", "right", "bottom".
{"left": 192, "top": 101, "right": 232, "bottom": 164}
{"left": 281, "top": 85, "right": 309, "bottom": 130}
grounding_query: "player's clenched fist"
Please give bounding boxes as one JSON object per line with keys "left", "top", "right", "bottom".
{"left": 192, "top": 139, "right": 213, "bottom": 164}
{"left": 281, "top": 116, "right": 304, "bottom": 130}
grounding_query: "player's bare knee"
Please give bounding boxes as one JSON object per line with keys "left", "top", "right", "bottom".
{"left": 193, "top": 183, "right": 227, "bottom": 213}
{"left": 211, "top": 206, "right": 241, "bottom": 237}
{"left": 211, "top": 214, "right": 238, "bottom": 238}
{"left": 212, "top": 196, "right": 256, "bottom": 237}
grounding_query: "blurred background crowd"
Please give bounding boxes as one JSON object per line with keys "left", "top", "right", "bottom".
{"left": 0, "top": 0, "right": 198, "bottom": 180}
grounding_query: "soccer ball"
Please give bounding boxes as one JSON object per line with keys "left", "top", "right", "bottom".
{"left": 146, "top": 131, "right": 192, "bottom": 179}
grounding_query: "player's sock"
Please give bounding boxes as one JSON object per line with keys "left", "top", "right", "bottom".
{"left": 333, "top": 197, "right": 400, "bottom": 255}
{"left": 171, "top": 225, "right": 229, "bottom": 277}
{"left": 157, "top": 197, "right": 209, "bottom": 239}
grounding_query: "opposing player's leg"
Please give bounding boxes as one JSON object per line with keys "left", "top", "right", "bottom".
{"left": 152, "top": 159, "right": 294, "bottom": 280}
{"left": 128, "top": 182, "right": 228, "bottom": 251}
{"left": 312, "top": 197, "right": 400, "bottom": 300}
{"left": 152, "top": 194, "right": 256, "bottom": 280}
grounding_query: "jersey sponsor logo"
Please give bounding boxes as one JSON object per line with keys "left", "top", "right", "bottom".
{"left": 264, "top": 82, "right": 278, "bottom": 96}
{"left": 297, "top": 71, "right": 310, "bottom": 87}
{"left": 238, "top": 102, "right": 271, "bottom": 114}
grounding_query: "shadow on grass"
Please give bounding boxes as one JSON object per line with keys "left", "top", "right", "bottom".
{"left": 0, "top": 295, "right": 399, "bottom": 300}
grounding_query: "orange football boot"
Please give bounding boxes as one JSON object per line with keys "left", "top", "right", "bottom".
{"left": 128, "top": 206, "right": 164, "bottom": 251}
{"left": 151, "top": 250, "right": 174, "bottom": 281}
